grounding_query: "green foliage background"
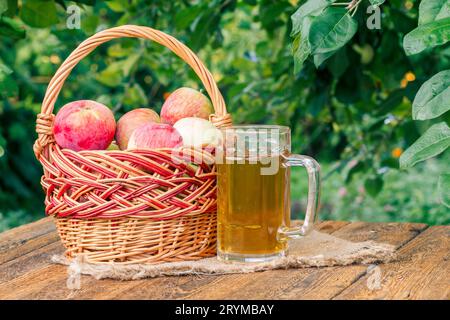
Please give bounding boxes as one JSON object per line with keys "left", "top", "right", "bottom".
{"left": 0, "top": 0, "right": 449, "bottom": 231}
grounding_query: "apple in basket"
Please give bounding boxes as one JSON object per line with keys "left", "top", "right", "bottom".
{"left": 127, "top": 123, "right": 183, "bottom": 149}
{"left": 115, "top": 108, "right": 160, "bottom": 150}
{"left": 53, "top": 100, "right": 116, "bottom": 151}
{"left": 173, "top": 117, "right": 222, "bottom": 148}
{"left": 160, "top": 87, "right": 213, "bottom": 125}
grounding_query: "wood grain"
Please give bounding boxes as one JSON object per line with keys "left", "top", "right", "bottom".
{"left": 283, "top": 221, "right": 430, "bottom": 300}
{"left": 106, "top": 220, "right": 352, "bottom": 300}
{"left": 0, "top": 242, "right": 64, "bottom": 283}
{"left": 0, "top": 220, "right": 348, "bottom": 299}
{"left": 0, "top": 219, "right": 445, "bottom": 300}
{"left": 330, "top": 221, "right": 427, "bottom": 247}
{"left": 184, "top": 221, "right": 428, "bottom": 300}
{"left": 0, "top": 264, "right": 68, "bottom": 299}
{"left": 334, "top": 225, "right": 450, "bottom": 300}
{"left": 0, "top": 217, "right": 57, "bottom": 264}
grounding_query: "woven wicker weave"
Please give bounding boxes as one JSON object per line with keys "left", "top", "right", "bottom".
{"left": 34, "top": 25, "right": 232, "bottom": 264}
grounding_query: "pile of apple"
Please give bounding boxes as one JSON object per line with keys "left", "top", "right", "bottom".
{"left": 53, "top": 87, "right": 222, "bottom": 152}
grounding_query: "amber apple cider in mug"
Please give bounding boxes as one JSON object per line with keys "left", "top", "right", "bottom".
{"left": 216, "top": 126, "right": 320, "bottom": 262}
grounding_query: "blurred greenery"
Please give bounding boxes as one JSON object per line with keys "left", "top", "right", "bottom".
{"left": 292, "top": 152, "right": 450, "bottom": 225}
{"left": 0, "top": 0, "right": 449, "bottom": 232}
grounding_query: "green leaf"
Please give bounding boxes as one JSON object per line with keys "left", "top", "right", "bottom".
{"left": 122, "top": 52, "right": 141, "bottom": 77}
{"left": 381, "top": 157, "right": 399, "bottom": 170}
{"left": 0, "top": 0, "right": 8, "bottom": 14}
{"left": 292, "top": 34, "right": 306, "bottom": 73}
{"left": 291, "top": 1, "right": 333, "bottom": 73}
{"left": 309, "top": 7, "right": 358, "bottom": 54}
{"left": 95, "top": 62, "right": 123, "bottom": 87}
{"left": 0, "top": 77, "right": 18, "bottom": 97}
{"left": 0, "top": 63, "right": 12, "bottom": 75}
{"left": 55, "top": 0, "right": 67, "bottom": 10}
{"left": 313, "top": 51, "right": 335, "bottom": 68}
{"left": 175, "top": 6, "right": 202, "bottom": 30}
{"left": 259, "top": 1, "right": 290, "bottom": 33}
{"left": 403, "top": 17, "right": 450, "bottom": 56}
{"left": 413, "top": 70, "right": 450, "bottom": 120}
{"left": 107, "top": 43, "right": 133, "bottom": 58}
{"left": 292, "top": 17, "right": 313, "bottom": 73}
{"left": 364, "top": 176, "right": 384, "bottom": 198}
{"left": 123, "top": 83, "right": 148, "bottom": 107}
{"left": 353, "top": 44, "right": 374, "bottom": 64}
{"left": 291, "top": 0, "right": 330, "bottom": 36}
{"left": 317, "top": 45, "right": 363, "bottom": 71}
{"left": 95, "top": 52, "right": 140, "bottom": 87}
{"left": 400, "top": 122, "right": 450, "bottom": 169}
{"left": 73, "top": 0, "right": 95, "bottom": 5}
{"left": 376, "top": 88, "right": 406, "bottom": 115}
{"left": 327, "top": 47, "right": 349, "bottom": 77}
{"left": 105, "top": 0, "right": 128, "bottom": 12}
{"left": 345, "top": 161, "right": 365, "bottom": 183}
{"left": 4, "top": 0, "right": 18, "bottom": 17}
{"left": 0, "top": 63, "right": 18, "bottom": 97}
{"left": 438, "top": 173, "right": 450, "bottom": 207}
{"left": 20, "top": 0, "right": 58, "bottom": 28}
{"left": 0, "top": 16, "right": 26, "bottom": 39}
{"left": 418, "top": 0, "right": 450, "bottom": 25}
{"left": 189, "top": 8, "right": 221, "bottom": 50}
{"left": 369, "top": 0, "right": 385, "bottom": 7}
{"left": 81, "top": 14, "right": 99, "bottom": 34}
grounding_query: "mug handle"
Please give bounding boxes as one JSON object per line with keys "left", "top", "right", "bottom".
{"left": 281, "top": 154, "right": 320, "bottom": 238}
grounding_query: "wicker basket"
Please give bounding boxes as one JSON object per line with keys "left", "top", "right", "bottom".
{"left": 33, "top": 25, "right": 232, "bottom": 264}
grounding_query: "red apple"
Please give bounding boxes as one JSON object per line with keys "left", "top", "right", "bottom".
{"left": 53, "top": 100, "right": 116, "bottom": 151}
{"left": 127, "top": 123, "right": 183, "bottom": 149}
{"left": 115, "top": 108, "right": 160, "bottom": 150}
{"left": 160, "top": 87, "right": 213, "bottom": 125}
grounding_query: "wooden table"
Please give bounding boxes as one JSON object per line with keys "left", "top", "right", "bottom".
{"left": 0, "top": 217, "right": 448, "bottom": 300}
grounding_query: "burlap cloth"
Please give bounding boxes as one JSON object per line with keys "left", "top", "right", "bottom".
{"left": 51, "top": 230, "right": 396, "bottom": 281}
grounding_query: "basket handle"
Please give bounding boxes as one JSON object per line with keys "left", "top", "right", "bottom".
{"left": 34, "top": 25, "right": 232, "bottom": 159}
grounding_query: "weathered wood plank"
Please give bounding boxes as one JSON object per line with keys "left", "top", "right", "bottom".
{"left": 58, "top": 221, "right": 352, "bottom": 300}
{"left": 184, "top": 222, "right": 428, "bottom": 299}
{"left": 275, "top": 266, "right": 366, "bottom": 299}
{"left": 280, "top": 222, "right": 430, "bottom": 300}
{"left": 0, "top": 217, "right": 58, "bottom": 265}
{"left": 0, "top": 264, "right": 68, "bottom": 299}
{"left": 103, "top": 220, "right": 352, "bottom": 300}
{"left": 0, "top": 250, "right": 242, "bottom": 300}
{"left": 329, "top": 221, "right": 428, "bottom": 246}
{"left": 0, "top": 220, "right": 349, "bottom": 299}
{"left": 0, "top": 220, "right": 433, "bottom": 300}
{"left": 0, "top": 217, "right": 54, "bottom": 244}
{"left": 71, "top": 276, "right": 221, "bottom": 300}
{"left": 311, "top": 220, "right": 350, "bottom": 234}
{"left": 333, "top": 226, "right": 450, "bottom": 300}
{"left": 0, "top": 241, "right": 64, "bottom": 283}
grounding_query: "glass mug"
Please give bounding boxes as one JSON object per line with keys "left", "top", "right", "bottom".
{"left": 216, "top": 125, "right": 320, "bottom": 262}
